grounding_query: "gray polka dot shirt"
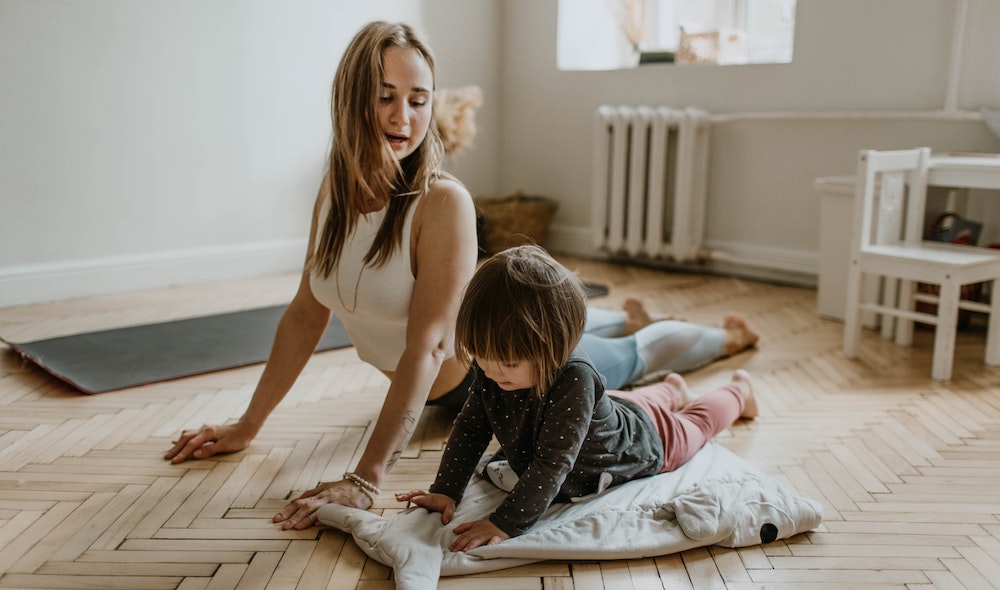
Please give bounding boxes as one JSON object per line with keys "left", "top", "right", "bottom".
{"left": 429, "top": 349, "right": 663, "bottom": 537}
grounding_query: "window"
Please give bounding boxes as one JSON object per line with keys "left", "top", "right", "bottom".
{"left": 557, "top": 0, "right": 797, "bottom": 71}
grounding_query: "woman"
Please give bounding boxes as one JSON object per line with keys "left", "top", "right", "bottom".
{"left": 166, "top": 21, "right": 478, "bottom": 530}
{"left": 164, "top": 21, "right": 758, "bottom": 530}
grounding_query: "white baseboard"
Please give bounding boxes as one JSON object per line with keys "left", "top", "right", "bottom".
{"left": 545, "top": 223, "right": 595, "bottom": 258}
{"left": 702, "top": 239, "right": 818, "bottom": 282}
{"left": 0, "top": 239, "right": 307, "bottom": 308}
{"left": 3, "top": 228, "right": 820, "bottom": 308}
{"left": 546, "top": 224, "right": 819, "bottom": 287}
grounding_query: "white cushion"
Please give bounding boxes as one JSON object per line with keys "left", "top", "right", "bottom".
{"left": 317, "top": 442, "right": 823, "bottom": 590}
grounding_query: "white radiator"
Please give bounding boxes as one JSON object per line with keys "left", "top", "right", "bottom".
{"left": 591, "top": 105, "right": 711, "bottom": 263}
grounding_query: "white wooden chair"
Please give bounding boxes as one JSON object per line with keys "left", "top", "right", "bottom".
{"left": 842, "top": 147, "right": 1000, "bottom": 381}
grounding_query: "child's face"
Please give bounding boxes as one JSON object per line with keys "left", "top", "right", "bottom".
{"left": 474, "top": 357, "right": 536, "bottom": 391}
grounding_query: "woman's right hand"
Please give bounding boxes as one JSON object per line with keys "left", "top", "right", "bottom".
{"left": 274, "top": 479, "right": 374, "bottom": 530}
{"left": 163, "top": 422, "right": 255, "bottom": 464}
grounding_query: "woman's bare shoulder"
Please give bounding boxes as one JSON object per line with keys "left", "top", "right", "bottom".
{"left": 425, "top": 175, "right": 473, "bottom": 206}
{"left": 416, "top": 176, "right": 475, "bottom": 227}
{"left": 411, "top": 176, "right": 478, "bottom": 262}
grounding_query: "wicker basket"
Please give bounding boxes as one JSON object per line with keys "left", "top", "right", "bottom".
{"left": 474, "top": 191, "right": 558, "bottom": 255}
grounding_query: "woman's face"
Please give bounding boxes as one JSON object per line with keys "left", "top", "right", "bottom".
{"left": 379, "top": 45, "right": 433, "bottom": 161}
{"left": 474, "top": 357, "right": 537, "bottom": 391}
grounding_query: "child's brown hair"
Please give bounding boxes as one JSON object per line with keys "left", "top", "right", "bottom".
{"left": 455, "top": 245, "right": 587, "bottom": 395}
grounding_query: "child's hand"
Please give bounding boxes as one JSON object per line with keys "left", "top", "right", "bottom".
{"left": 394, "top": 490, "right": 456, "bottom": 524}
{"left": 449, "top": 519, "right": 509, "bottom": 552}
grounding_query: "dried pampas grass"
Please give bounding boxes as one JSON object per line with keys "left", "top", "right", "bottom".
{"left": 435, "top": 86, "right": 483, "bottom": 157}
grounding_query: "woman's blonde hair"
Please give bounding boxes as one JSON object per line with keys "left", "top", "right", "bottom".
{"left": 455, "top": 245, "right": 587, "bottom": 395}
{"left": 309, "top": 21, "right": 446, "bottom": 277}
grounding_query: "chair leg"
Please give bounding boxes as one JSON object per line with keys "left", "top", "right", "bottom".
{"left": 861, "top": 274, "right": 880, "bottom": 329}
{"left": 986, "top": 281, "right": 1000, "bottom": 366}
{"left": 895, "top": 279, "right": 915, "bottom": 347}
{"left": 932, "top": 279, "right": 961, "bottom": 381}
{"left": 880, "top": 275, "right": 897, "bottom": 340}
{"left": 843, "top": 261, "right": 864, "bottom": 359}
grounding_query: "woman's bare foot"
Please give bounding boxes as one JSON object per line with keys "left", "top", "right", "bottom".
{"left": 722, "top": 314, "right": 760, "bottom": 357}
{"left": 623, "top": 298, "right": 686, "bottom": 334}
{"left": 731, "top": 369, "right": 758, "bottom": 419}
{"left": 664, "top": 373, "right": 691, "bottom": 409}
{"left": 623, "top": 298, "right": 654, "bottom": 334}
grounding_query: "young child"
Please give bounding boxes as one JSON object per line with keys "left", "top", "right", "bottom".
{"left": 395, "top": 245, "right": 758, "bottom": 552}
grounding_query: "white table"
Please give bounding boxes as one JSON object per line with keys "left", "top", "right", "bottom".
{"left": 928, "top": 154, "right": 1000, "bottom": 190}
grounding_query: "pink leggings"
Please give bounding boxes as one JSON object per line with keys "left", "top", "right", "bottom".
{"left": 609, "top": 380, "right": 744, "bottom": 473}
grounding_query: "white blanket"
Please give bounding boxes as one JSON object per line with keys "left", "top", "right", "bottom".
{"left": 317, "top": 442, "right": 822, "bottom": 590}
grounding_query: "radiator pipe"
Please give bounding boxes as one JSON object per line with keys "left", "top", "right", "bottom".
{"left": 707, "top": 109, "right": 982, "bottom": 125}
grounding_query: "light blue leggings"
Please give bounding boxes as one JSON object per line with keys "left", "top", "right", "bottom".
{"left": 581, "top": 307, "right": 726, "bottom": 390}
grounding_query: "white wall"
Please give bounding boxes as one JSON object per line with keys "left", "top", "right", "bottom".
{"left": 0, "top": 0, "right": 499, "bottom": 307}
{"left": 4, "top": 0, "right": 1000, "bottom": 307}
{"left": 498, "top": 0, "right": 1000, "bottom": 282}
{"left": 419, "top": 0, "right": 502, "bottom": 197}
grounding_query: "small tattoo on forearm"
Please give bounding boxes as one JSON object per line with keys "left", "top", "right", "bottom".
{"left": 403, "top": 410, "right": 417, "bottom": 434}
{"left": 387, "top": 451, "right": 402, "bottom": 468}
{"left": 385, "top": 411, "right": 417, "bottom": 470}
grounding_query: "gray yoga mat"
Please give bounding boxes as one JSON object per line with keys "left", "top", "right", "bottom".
{"left": 2, "top": 305, "right": 351, "bottom": 394}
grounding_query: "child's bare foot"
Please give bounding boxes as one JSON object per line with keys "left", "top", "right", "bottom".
{"left": 623, "top": 298, "right": 654, "bottom": 334}
{"left": 722, "top": 314, "right": 760, "bottom": 357}
{"left": 731, "top": 369, "right": 758, "bottom": 419}
{"left": 664, "top": 373, "right": 691, "bottom": 409}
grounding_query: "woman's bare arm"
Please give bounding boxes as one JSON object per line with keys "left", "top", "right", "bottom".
{"left": 272, "top": 178, "right": 478, "bottom": 529}
{"left": 165, "top": 178, "right": 332, "bottom": 463}
{"left": 348, "top": 178, "right": 478, "bottom": 482}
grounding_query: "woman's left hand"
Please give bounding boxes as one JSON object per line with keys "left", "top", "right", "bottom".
{"left": 448, "top": 519, "right": 509, "bottom": 552}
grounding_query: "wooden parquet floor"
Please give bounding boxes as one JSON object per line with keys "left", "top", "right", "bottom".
{"left": 2, "top": 256, "right": 1000, "bottom": 589}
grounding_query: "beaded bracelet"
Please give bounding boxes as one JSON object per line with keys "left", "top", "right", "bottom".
{"left": 344, "top": 472, "right": 380, "bottom": 507}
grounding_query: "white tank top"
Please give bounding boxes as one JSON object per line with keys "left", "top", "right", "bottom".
{"left": 309, "top": 197, "right": 419, "bottom": 371}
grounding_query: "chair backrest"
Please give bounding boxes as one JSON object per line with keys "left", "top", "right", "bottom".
{"left": 851, "top": 148, "right": 931, "bottom": 254}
